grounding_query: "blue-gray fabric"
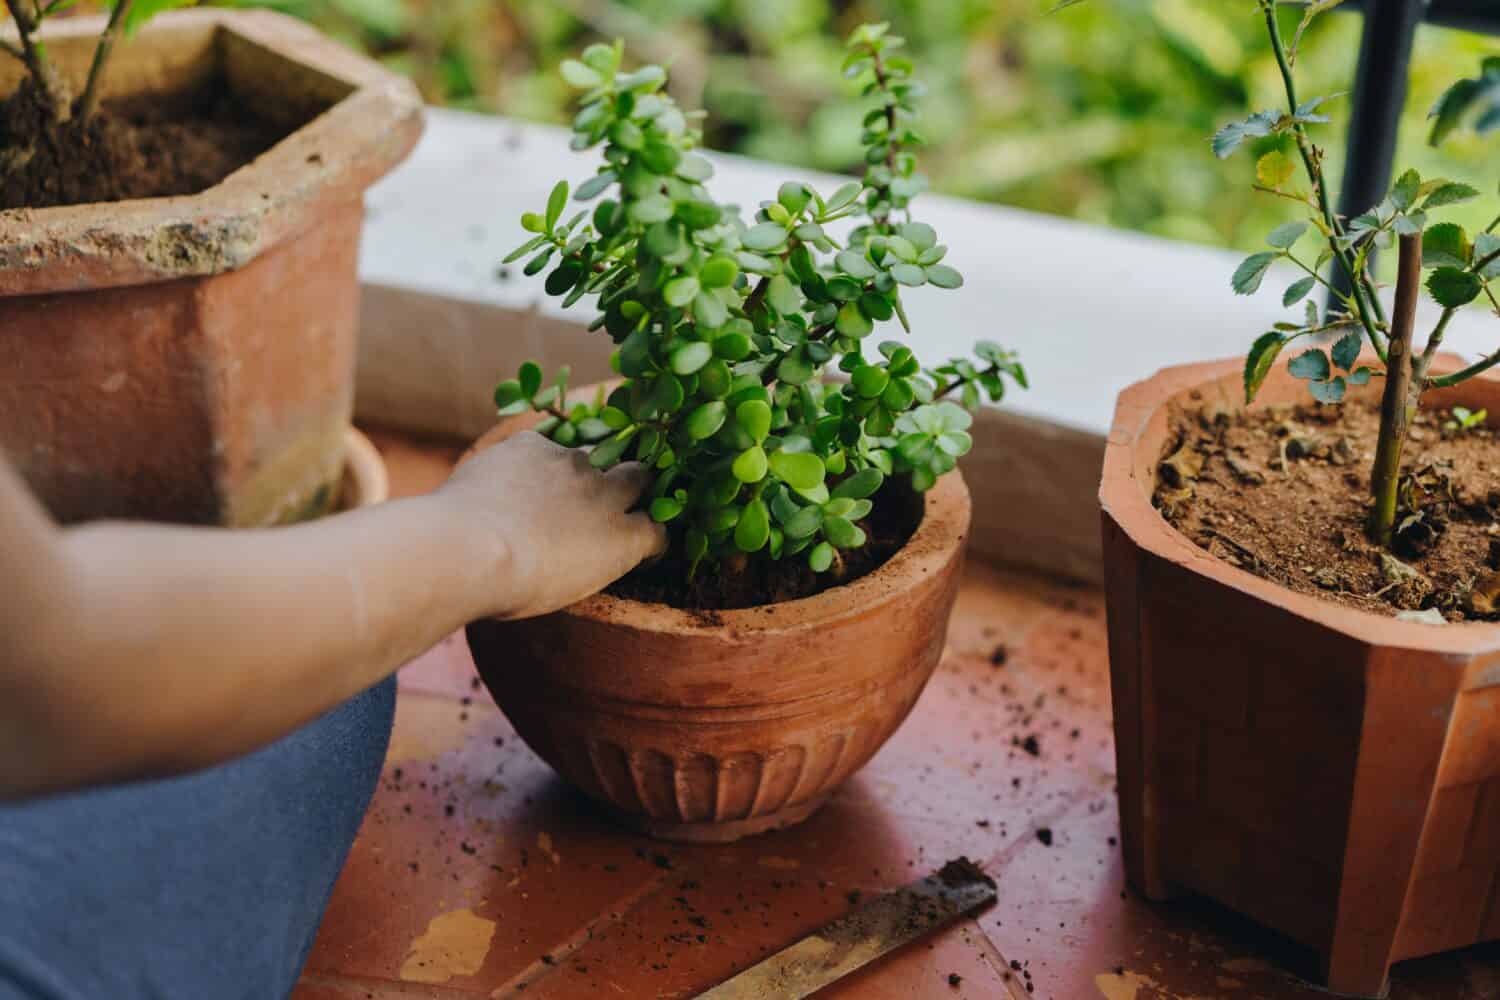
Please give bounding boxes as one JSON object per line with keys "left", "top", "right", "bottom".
{"left": 0, "top": 678, "right": 395, "bottom": 1000}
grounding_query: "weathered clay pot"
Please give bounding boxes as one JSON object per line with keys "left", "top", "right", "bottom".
{"left": 464, "top": 395, "right": 971, "bottom": 843}
{"left": 1101, "top": 354, "right": 1500, "bottom": 997}
{"left": 0, "top": 10, "right": 422, "bottom": 526}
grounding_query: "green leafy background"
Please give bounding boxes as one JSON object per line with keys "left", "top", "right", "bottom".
{"left": 212, "top": 0, "right": 1494, "bottom": 252}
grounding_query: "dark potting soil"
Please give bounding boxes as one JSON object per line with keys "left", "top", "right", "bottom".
{"left": 1157, "top": 396, "right": 1500, "bottom": 622}
{"left": 0, "top": 75, "right": 299, "bottom": 210}
{"left": 608, "top": 482, "right": 923, "bottom": 611}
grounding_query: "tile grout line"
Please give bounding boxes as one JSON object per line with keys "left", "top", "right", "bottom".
{"left": 484, "top": 867, "right": 679, "bottom": 998}
{"left": 298, "top": 969, "right": 488, "bottom": 998}
{"left": 960, "top": 920, "right": 1036, "bottom": 1000}
{"left": 980, "top": 785, "right": 1109, "bottom": 876}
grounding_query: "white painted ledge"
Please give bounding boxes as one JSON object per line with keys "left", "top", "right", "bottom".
{"left": 353, "top": 107, "right": 1497, "bottom": 584}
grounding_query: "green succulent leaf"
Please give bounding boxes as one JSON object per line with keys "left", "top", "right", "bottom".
{"left": 737, "top": 399, "right": 772, "bottom": 443}
{"left": 560, "top": 59, "right": 603, "bottom": 89}
{"left": 836, "top": 302, "right": 875, "bottom": 339}
{"left": 686, "top": 401, "right": 728, "bottom": 440}
{"left": 851, "top": 365, "right": 890, "bottom": 399}
{"left": 824, "top": 516, "right": 867, "bottom": 549}
{"left": 742, "top": 222, "right": 787, "bottom": 252}
{"left": 589, "top": 430, "right": 634, "bottom": 468}
{"left": 670, "top": 341, "right": 713, "bottom": 375}
{"left": 769, "top": 451, "right": 826, "bottom": 490}
{"left": 519, "top": 362, "right": 544, "bottom": 398}
{"left": 836, "top": 250, "right": 877, "bottom": 279}
{"left": 735, "top": 499, "right": 771, "bottom": 552}
{"left": 545, "top": 181, "right": 569, "bottom": 231}
{"left": 650, "top": 497, "right": 685, "bottom": 522}
{"left": 832, "top": 467, "right": 884, "bottom": 500}
{"left": 766, "top": 275, "right": 804, "bottom": 316}
{"left": 699, "top": 255, "right": 739, "bottom": 288}
{"left": 925, "top": 264, "right": 963, "bottom": 289}
{"left": 733, "top": 446, "right": 769, "bottom": 483}
{"left": 663, "top": 276, "right": 700, "bottom": 308}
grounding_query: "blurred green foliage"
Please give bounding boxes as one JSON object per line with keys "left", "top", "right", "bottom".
{"left": 222, "top": 0, "right": 1497, "bottom": 251}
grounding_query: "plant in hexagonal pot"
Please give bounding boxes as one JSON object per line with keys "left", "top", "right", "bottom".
{"left": 1085, "top": 2, "right": 1500, "bottom": 994}
{"left": 462, "top": 25, "right": 1026, "bottom": 842}
{"left": 0, "top": 7, "right": 422, "bottom": 525}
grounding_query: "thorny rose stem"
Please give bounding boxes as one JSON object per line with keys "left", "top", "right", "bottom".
{"left": 1369, "top": 232, "right": 1423, "bottom": 547}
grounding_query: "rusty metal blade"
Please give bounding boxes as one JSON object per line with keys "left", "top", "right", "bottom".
{"left": 693, "top": 860, "right": 997, "bottom": 1000}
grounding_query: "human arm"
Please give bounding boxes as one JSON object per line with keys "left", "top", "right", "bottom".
{"left": 0, "top": 432, "right": 663, "bottom": 799}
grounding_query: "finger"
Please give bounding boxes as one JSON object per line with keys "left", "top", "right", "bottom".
{"left": 512, "top": 430, "right": 556, "bottom": 454}
{"left": 606, "top": 511, "right": 668, "bottom": 571}
{"left": 603, "top": 461, "right": 654, "bottom": 509}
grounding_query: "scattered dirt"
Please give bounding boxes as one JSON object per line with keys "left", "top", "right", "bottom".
{"left": 610, "top": 482, "right": 922, "bottom": 610}
{"left": 1157, "top": 397, "right": 1500, "bottom": 622}
{"left": 936, "top": 856, "right": 996, "bottom": 891}
{"left": 0, "top": 75, "right": 303, "bottom": 210}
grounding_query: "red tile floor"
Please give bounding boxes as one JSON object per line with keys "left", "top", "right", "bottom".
{"left": 295, "top": 429, "right": 1500, "bottom": 999}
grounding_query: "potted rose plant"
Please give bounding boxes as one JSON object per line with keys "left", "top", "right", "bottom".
{"left": 1089, "top": 1, "right": 1500, "bottom": 992}
{"left": 1, "top": 4, "right": 422, "bottom": 524}
{"left": 464, "top": 24, "right": 1024, "bottom": 843}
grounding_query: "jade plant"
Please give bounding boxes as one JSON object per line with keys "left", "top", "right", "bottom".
{"left": 497, "top": 23, "right": 1023, "bottom": 578}
{"left": 1, "top": 0, "right": 189, "bottom": 126}
{"left": 1206, "top": 2, "right": 1498, "bottom": 549}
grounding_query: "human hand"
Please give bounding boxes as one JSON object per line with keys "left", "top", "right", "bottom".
{"left": 440, "top": 432, "right": 667, "bottom": 619}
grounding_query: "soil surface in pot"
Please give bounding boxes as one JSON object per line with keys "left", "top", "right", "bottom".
{"left": 0, "top": 76, "right": 303, "bottom": 210}
{"left": 1157, "top": 397, "right": 1500, "bottom": 622}
{"left": 609, "top": 483, "right": 923, "bottom": 612}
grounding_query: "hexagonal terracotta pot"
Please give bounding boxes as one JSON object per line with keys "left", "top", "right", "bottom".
{"left": 0, "top": 10, "right": 422, "bottom": 525}
{"left": 464, "top": 393, "right": 971, "bottom": 843}
{"left": 1101, "top": 355, "right": 1500, "bottom": 997}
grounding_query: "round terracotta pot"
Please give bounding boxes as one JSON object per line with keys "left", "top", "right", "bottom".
{"left": 463, "top": 391, "right": 971, "bottom": 842}
{"left": 1101, "top": 353, "right": 1500, "bottom": 997}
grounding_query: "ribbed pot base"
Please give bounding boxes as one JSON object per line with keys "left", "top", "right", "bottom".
{"left": 618, "top": 793, "right": 831, "bottom": 844}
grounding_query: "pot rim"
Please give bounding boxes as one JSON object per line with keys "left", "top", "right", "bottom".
{"left": 341, "top": 427, "right": 389, "bottom": 511}
{"left": 0, "top": 9, "right": 424, "bottom": 296}
{"left": 1101, "top": 353, "right": 1500, "bottom": 656}
{"left": 466, "top": 386, "right": 972, "bottom": 638}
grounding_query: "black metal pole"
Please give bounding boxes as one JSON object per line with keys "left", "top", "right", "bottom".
{"left": 1328, "top": 0, "right": 1425, "bottom": 319}
{"left": 1345, "top": 0, "right": 1500, "bottom": 34}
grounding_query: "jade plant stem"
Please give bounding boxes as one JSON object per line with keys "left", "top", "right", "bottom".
{"left": 1369, "top": 232, "right": 1424, "bottom": 546}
